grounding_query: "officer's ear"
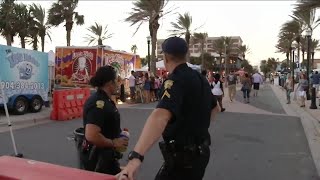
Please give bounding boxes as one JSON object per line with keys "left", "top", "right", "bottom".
{"left": 164, "top": 53, "right": 168, "bottom": 64}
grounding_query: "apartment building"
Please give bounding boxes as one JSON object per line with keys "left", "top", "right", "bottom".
{"left": 156, "top": 36, "right": 243, "bottom": 60}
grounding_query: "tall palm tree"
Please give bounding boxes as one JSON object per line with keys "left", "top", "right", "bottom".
{"left": 213, "top": 37, "right": 225, "bottom": 72}
{"left": 300, "top": 37, "right": 307, "bottom": 67}
{"left": 0, "top": 0, "right": 16, "bottom": 46}
{"left": 169, "top": 12, "right": 192, "bottom": 62}
{"left": 224, "top": 36, "right": 233, "bottom": 73}
{"left": 311, "top": 39, "right": 320, "bottom": 68}
{"left": 29, "top": 3, "right": 51, "bottom": 52}
{"left": 125, "top": 0, "right": 172, "bottom": 73}
{"left": 48, "top": 0, "right": 84, "bottom": 46}
{"left": 281, "top": 20, "right": 303, "bottom": 62}
{"left": 131, "top": 44, "right": 138, "bottom": 54}
{"left": 193, "top": 32, "right": 208, "bottom": 69}
{"left": 238, "top": 45, "right": 250, "bottom": 60}
{"left": 84, "top": 22, "right": 113, "bottom": 46}
{"left": 297, "top": 0, "right": 320, "bottom": 10}
{"left": 14, "top": 3, "right": 31, "bottom": 48}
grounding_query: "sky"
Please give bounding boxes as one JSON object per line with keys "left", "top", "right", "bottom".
{"left": 5, "top": 0, "right": 320, "bottom": 66}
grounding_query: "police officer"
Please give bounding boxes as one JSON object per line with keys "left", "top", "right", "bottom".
{"left": 81, "top": 65, "right": 128, "bottom": 175}
{"left": 117, "top": 37, "right": 220, "bottom": 180}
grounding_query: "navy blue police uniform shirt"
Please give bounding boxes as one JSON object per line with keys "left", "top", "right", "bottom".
{"left": 156, "top": 63, "right": 217, "bottom": 144}
{"left": 83, "top": 89, "right": 121, "bottom": 140}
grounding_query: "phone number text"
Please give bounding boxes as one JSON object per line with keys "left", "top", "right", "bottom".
{"left": 0, "top": 81, "right": 45, "bottom": 90}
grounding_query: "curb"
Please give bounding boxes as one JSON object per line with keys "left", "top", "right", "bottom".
{"left": 0, "top": 114, "right": 51, "bottom": 128}
{"left": 270, "top": 84, "right": 320, "bottom": 177}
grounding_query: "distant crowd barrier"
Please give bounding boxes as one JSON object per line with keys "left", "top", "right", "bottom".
{"left": 50, "top": 88, "right": 90, "bottom": 121}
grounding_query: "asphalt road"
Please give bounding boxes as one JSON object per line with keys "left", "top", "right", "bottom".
{"left": 0, "top": 85, "right": 319, "bottom": 180}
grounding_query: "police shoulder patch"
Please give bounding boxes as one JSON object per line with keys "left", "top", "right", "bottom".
{"left": 164, "top": 80, "right": 174, "bottom": 90}
{"left": 96, "top": 100, "right": 105, "bottom": 109}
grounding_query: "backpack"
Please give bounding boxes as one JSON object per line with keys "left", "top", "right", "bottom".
{"left": 228, "top": 75, "right": 235, "bottom": 82}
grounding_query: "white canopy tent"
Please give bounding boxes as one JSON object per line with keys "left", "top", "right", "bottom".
{"left": 140, "top": 60, "right": 201, "bottom": 71}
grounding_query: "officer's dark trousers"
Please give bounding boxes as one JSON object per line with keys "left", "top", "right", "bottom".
{"left": 155, "top": 146, "right": 210, "bottom": 180}
{"left": 94, "top": 149, "right": 121, "bottom": 175}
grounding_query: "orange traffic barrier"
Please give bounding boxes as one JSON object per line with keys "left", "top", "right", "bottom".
{"left": 50, "top": 88, "right": 90, "bottom": 121}
{"left": 0, "top": 156, "right": 116, "bottom": 180}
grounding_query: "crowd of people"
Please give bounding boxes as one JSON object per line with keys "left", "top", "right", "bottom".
{"left": 284, "top": 70, "right": 320, "bottom": 107}
{"left": 200, "top": 70, "right": 264, "bottom": 109}
{"left": 128, "top": 70, "right": 166, "bottom": 104}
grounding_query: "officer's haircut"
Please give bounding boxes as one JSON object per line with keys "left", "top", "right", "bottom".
{"left": 164, "top": 53, "right": 186, "bottom": 62}
{"left": 89, "top": 66, "right": 117, "bottom": 87}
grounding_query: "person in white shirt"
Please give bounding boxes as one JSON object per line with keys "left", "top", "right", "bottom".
{"left": 211, "top": 73, "right": 226, "bottom": 112}
{"left": 252, "top": 71, "right": 263, "bottom": 97}
{"left": 129, "top": 71, "right": 136, "bottom": 100}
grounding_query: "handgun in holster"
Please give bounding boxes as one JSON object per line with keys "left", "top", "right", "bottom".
{"left": 79, "top": 139, "right": 99, "bottom": 171}
{"left": 159, "top": 140, "right": 210, "bottom": 169}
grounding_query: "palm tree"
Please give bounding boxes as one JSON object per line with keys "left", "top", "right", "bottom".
{"left": 291, "top": 8, "right": 319, "bottom": 32}
{"left": 213, "top": 37, "right": 225, "bottom": 72}
{"left": 131, "top": 44, "right": 138, "bottom": 54}
{"left": 281, "top": 20, "right": 302, "bottom": 62}
{"left": 300, "top": 37, "right": 307, "bottom": 68}
{"left": 14, "top": 3, "right": 31, "bottom": 48}
{"left": 297, "top": 0, "right": 320, "bottom": 10}
{"left": 125, "top": 0, "right": 172, "bottom": 73}
{"left": 169, "top": 12, "right": 192, "bottom": 62}
{"left": 48, "top": 0, "right": 84, "bottom": 46}
{"left": 311, "top": 39, "right": 320, "bottom": 68}
{"left": 239, "top": 45, "right": 250, "bottom": 60}
{"left": 0, "top": 0, "right": 16, "bottom": 46}
{"left": 29, "top": 3, "right": 51, "bottom": 52}
{"left": 193, "top": 32, "right": 208, "bottom": 69}
{"left": 84, "top": 22, "right": 113, "bottom": 46}
{"left": 224, "top": 36, "right": 233, "bottom": 73}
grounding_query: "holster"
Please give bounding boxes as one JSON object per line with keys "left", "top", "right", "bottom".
{"left": 159, "top": 140, "right": 209, "bottom": 169}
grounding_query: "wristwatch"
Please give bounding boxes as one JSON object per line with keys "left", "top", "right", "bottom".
{"left": 128, "top": 151, "right": 144, "bottom": 162}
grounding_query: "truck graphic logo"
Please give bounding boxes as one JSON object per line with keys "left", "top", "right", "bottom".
{"left": 5, "top": 50, "right": 40, "bottom": 80}
{"left": 18, "top": 62, "right": 33, "bottom": 80}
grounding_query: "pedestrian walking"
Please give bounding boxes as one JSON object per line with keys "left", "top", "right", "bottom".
{"left": 241, "top": 73, "right": 251, "bottom": 103}
{"left": 116, "top": 36, "right": 220, "bottom": 180}
{"left": 79, "top": 66, "right": 129, "bottom": 175}
{"left": 311, "top": 71, "right": 320, "bottom": 100}
{"left": 297, "top": 73, "right": 308, "bottom": 107}
{"left": 211, "top": 73, "right": 226, "bottom": 112}
{"left": 284, "top": 75, "right": 293, "bottom": 104}
{"left": 226, "top": 70, "right": 237, "bottom": 102}
{"left": 128, "top": 71, "right": 136, "bottom": 102}
{"left": 252, "top": 71, "right": 263, "bottom": 96}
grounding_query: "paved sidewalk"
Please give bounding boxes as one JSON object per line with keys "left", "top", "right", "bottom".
{"left": 0, "top": 107, "right": 52, "bottom": 131}
{"left": 270, "top": 83, "right": 320, "bottom": 176}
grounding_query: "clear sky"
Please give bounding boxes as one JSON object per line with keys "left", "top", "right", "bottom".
{"left": 5, "top": 0, "right": 320, "bottom": 66}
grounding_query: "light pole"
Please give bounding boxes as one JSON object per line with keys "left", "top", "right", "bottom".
{"left": 224, "top": 44, "right": 227, "bottom": 76}
{"left": 291, "top": 41, "right": 298, "bottom": 90}
{"left": 306, "top": 29, "right": 317, "bottom": 109}
{"left": 306, "top": 28, "right": 312, "bottom": 101}
{"left": 147, "top": 36, "right": 151, "bottom": 71}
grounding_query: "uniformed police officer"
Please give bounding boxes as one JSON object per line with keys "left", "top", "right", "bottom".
{"left": 116, "top": 37, "right": 220, "bottom": 180}
{"left": 81, "top": 65, "right": 129, "bottom": 175}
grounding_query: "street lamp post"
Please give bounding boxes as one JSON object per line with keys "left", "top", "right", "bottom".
{"left": 147, "top": 36, "right": 151, "bottom": 71}
{"left": 306, "top": 28, "right": 312, "bottom": 101}
{"left": 224, "top": 44, "right": 227, "bottom": 76}
{"left": 291, "top": 41, "right": 298, "bottom": 90}
{"left": 306, "top": 29, "right": 317, "bottom": 109}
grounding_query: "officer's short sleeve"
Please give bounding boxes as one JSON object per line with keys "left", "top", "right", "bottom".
{"left": 156, "top": 79, "right": 183, "bottom": 117}
{"left": 86, "top": 101, "right": 107, "bottom": 128}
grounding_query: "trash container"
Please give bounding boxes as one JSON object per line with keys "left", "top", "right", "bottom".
{"left": 73, "top": 127, "right": 85, "bottom": 169}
